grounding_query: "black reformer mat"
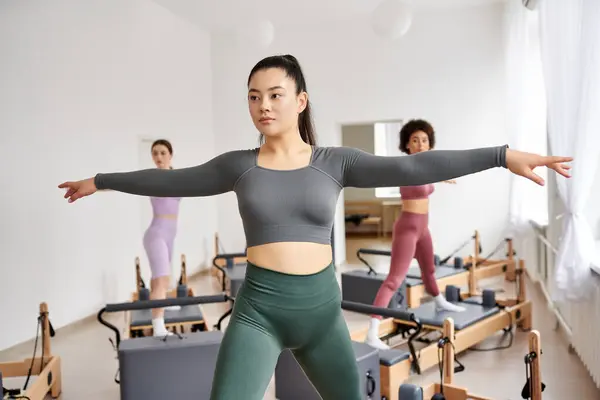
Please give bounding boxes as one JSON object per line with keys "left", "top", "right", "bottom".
{"left": 129, "top": 305, "right": 206, "bottom": 332}
{"left": 405, "top": 263, "right": 465, "bottom": 280}
{"left": 406, "top": 299, "right": 500, "bottom": 330}
{"left": 129, "top": 284, "right": 207, "bottom": 336}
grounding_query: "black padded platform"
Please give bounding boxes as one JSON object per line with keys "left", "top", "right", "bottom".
{"left": 130, "top": 305, "right": 204, "bottom": 328}
{"left": 406, "top": 265, "right": 465, "bottom": 280}
{"left": 406, "top": 298, "right": 500, "bottom": 330}
{"left": 275, "top": 341, "right": 380, "bottom": 399}
{"left": 379, "top": 348, "right": 411, "bottom": 367}
{"left": 118, "top": 331, "right": 223, "bottom": 400}
{"left": 225, "top": 264, "right": 246, "bottom": 297}
{"left": 341, "top": 269, "right": 407, "bottom": 309}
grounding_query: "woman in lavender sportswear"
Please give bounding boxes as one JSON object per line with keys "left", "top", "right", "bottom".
{"left": 144, "top": 139, "right": 181, "bottom": 337}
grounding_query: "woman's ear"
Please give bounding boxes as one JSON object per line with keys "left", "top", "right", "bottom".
{"left": 297, "top": 92, "right": 308, "bottom": 113}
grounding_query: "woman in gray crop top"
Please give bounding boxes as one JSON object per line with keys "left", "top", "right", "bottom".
{"left": 59, "top": 54, "right": 572, "bottom": 400}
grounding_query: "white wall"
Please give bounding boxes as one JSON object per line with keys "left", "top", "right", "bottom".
{"left": 342, "top": 124, "right": 376, "bottom": 201}
{"left": 211, "top": 3, "right": 510, "bottom": 263}
{"left": 0, "top": 0, "right": 216, "bottom": 350}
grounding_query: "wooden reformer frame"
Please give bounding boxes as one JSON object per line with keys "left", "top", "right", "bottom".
{"left": 0, "top": 303, "right": 62, "bottom": 400}
{"left": 407, "top": 232, "right": 517, "bottom": 308}
{"left": 350, "top": 259, "right": 531, "bottom": 400}
{"left": 418, "top": 321, "right": 543, "bottom": 400}
{"left": 124, "top": 254, "right": 209, "bottom": 338}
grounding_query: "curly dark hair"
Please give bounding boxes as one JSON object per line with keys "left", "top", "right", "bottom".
{"left": 398, "top": 119, "right": 436, "bottom": 154}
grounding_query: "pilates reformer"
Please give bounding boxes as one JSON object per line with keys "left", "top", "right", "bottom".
{"left": 342, "top": 231, "right": 518, "bottom": 309}
{"left": 0, "top": 302, "right": 62, "bottom": 400}
{"left": 97, "top": 294, "right": 231, "bottom": 400}
{"left": 398, "top": 320, "right": 545, "bottom": 400}
{"left": 344, "top": 259, "right": 531, "bottom": 400}
{"left": 211, "top": 233, "right": 248, "bottom": 298}
{"left": 126, "top": 254, "right": 209, "bottom": 338}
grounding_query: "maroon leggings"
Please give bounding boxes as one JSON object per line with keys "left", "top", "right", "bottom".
{"left": 372, "top": 211, "right": 440, "bottom": 318}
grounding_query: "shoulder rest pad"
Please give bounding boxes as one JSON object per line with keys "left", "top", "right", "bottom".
{"left": 379, "top": 348, "right": 410, "bottom": 366}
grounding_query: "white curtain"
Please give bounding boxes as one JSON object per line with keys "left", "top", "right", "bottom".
{"left": 503, "top": 0, "right": 548, "bottom": 240}
{"left": 539, "top": 0, "right": 600, "bottom": 301}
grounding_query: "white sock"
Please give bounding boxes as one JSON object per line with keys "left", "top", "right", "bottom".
{"left": 364, "top": 318, "right": 390, "bottom": 350}
{"left": 434, "top": 294, "right": 465, "bottom": 312}
{"left": 152, "top": 317, "right": 173, "bottom": 336}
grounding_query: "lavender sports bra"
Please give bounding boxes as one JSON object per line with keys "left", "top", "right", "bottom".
{"left": 400, "top": 183, "right": 435, "bottom": 200}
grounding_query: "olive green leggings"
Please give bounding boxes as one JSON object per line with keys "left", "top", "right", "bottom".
{"left": 209, "top": 261, "right": 362, "bottom": 400}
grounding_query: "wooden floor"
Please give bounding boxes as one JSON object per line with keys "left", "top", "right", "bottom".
{"left": 1, "top": 236, "right": 599, "bottom": 399}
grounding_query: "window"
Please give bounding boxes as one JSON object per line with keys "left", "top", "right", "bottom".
{"left": 374, "top": 120, "right": 404, "bottom": 198}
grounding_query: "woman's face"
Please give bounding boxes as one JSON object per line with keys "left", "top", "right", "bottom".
{"left": 151, "top": 144, "right": 172, "bottom": 169}
{"left": 247, "top": 67, "right": 307, "bottom": 139}
{"left": 406, "top": 131, "right": 431, "bottom": 154}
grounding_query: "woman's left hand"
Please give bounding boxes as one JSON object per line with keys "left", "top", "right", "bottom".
{"left": 506, "top": 149, "right": 572, "bottom": 186}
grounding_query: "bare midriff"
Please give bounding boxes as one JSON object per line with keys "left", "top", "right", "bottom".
{"left": 154, "top": 214, "right": 178, "bottom": 220}
{"left": 247, "top": 242, "right": 333, "bottom": 275}
{"left": 400, "top": 198, "right": 429, "bottom": 214}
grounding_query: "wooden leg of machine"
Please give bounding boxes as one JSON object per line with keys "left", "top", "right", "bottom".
{"left": 505, "top": 238, "right": 516, "bottom": 281}
{"left": 516, "top": 260, "right": 532, "bottom": 331}
{"left": 528, "top": 330, "right": 543, "bottom": 399}
{"left": 421, "top": 317, "right": 492, "bottom": 400}
{"left": 0, "top": 303, "right": 62, "bottom": 400}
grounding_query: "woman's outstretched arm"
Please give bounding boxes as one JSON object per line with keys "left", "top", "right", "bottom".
{"left": 60, "top": 150, "right": 252, "bottom": 202}
{"left": 341, "top": 146, "right": 508, "bottom": 188}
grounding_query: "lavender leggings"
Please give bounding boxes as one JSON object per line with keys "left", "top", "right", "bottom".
{"left": 143, "top": 217, "right": 177, "bottom": 278}
{"left": 372, "top": 211, "right": 440, "bottom": 317}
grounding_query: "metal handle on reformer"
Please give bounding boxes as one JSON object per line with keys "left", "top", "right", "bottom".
{"left": 105, "top": 294, "right": 228, "bottom": 313}
{"left": 212, "top": 252, "right": 247, "bottom": 272}
{"left": 341, "top": 300, "right": 418, "bottom": 323}
{"left": 356, "top": 248, "right": 391, "bottom": 257}
{"left": 212, "top": 252, "right": 247, "bottom": 263}
{"left": 355, "top": 248, "right": 390, "bottom": 275}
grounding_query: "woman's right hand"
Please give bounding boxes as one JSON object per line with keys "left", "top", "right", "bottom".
{"left": 58, "top": 177, "right": 97, "bottom": 203}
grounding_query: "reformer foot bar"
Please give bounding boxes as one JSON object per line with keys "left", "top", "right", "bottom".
{"left": 345, "top": 260, "right": 531, "bottom": 400}
{"left": 97, "top": 294, "right": 231, "bottom": 400}
{"left": 343, "top": 232, "right": 517, "bottom": 308}
{"left": 126, "top": 254, "right": 208, "bottom": 338}
{"left": 0, "top": 302, "right": 62, "bottom": 400}
{"left": 399, "top": 322, "right": 544, "bottom": 400}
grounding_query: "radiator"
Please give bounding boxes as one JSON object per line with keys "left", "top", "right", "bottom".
{"left": 558, "top": 275, "right": 600, "bottom": 388}
{"left": 531, "top": 225, "right": 600, "bottom": 389}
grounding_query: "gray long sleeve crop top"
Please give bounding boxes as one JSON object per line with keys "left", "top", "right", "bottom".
{"left": 94, "top": 145, "right": 508, "bottom": 247}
